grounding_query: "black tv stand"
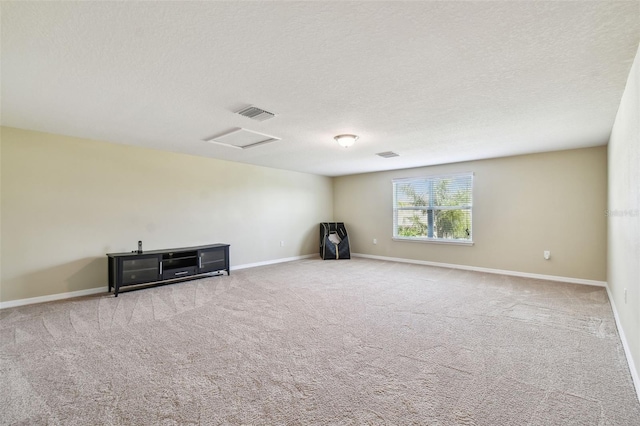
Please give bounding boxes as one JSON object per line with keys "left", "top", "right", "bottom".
{"left": 106, "top": 243, "right": 230, "bottom": 296}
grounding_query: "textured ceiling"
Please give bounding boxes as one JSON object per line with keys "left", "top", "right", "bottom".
{"left": 2, "top": 1, "right": 639, "bottom": 177}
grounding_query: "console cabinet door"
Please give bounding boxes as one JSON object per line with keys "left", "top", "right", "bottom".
{"left": 198, "top": 247, "right": 227, "bottom": 274}
{"left": 120, "top": 255, "right": 161, "bottom": 286}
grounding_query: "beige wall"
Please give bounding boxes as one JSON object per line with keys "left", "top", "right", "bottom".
{"left": 0, "top": 128, "right": 613, "bottom": 301}
{"left": 334, "top": 147, "right": 607, "bottom": 281}
{"left": 0, "top": 131, "right": 2, "bottom": 293}
{"left": 0, "top": 127, "right": 333, "bottom": 302}
{"left": 608, "top": 43, "right": 640, "bottom": 385}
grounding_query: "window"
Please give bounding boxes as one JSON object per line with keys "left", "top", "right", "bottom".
{"left": 393, "top": 173, "right": 473, "bottom": 243}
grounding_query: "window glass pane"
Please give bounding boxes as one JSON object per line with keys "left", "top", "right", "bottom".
{"left": 433, "top": 176, "right": 472, "bottom": 207}
{"left": 396, "top": 209, "right": 429, "bottom": 237}
{"left": 393, "top": 173, "right": 473, "bottom": 242}
{"left": 395, "top": 182, "right": 429, "bottom": 207}
{"left": 433, "top": 209, "right": 471, "bottom": 239}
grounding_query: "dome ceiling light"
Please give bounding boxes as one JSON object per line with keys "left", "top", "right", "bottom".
{"left": 334, "top": 134, "right": 359, "bottom": 148}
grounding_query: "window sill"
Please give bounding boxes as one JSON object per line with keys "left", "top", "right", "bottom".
{"left": 392, "top": 237, "right": 474, "bottom": 246}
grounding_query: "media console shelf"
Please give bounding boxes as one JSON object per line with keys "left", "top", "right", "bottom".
{"left": 107, "top": 243, "right": 230, "bottom": 296}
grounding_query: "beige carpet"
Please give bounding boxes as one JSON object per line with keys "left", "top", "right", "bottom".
{"left": 1, "top": 258, "right": 639, "bottom": 425}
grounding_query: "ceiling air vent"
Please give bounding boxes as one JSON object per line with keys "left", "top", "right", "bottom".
{"left": 376, "top": 151, "right": 399, "bottom": 158}
{"left": 236, "top": 105, "right": 276, "bottom": 121}
{"left": 204, "top": 128, "right": 280, "bottom": 149}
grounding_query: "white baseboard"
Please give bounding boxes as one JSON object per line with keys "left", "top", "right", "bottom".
{"left": 351, "top": 253, "right": 607, "bottom": 287}
{"left": 352, "top": 252, "right": 638, "bottom": 401}
{"left": 605, "top": 285, "right": 640, "bottom": 403}
{"left": 0, "top": 286, "right": 105, "bottom": 310}
{"left": 1, "top": 252, "right": 637, "bottom": 401}
{"left": 0, "top": 254, "right": 320, "bottom": 310}
{"left": 231, "top": 254, "right": 317, "bottom": 271}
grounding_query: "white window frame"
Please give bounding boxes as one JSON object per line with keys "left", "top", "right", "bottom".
{"left": 392, "top": 172, "right": 474, "bottom": 245}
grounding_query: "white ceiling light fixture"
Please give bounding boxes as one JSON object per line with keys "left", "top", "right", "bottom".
{"left": 334, "top": 134, "right": 359, "bottom": 148}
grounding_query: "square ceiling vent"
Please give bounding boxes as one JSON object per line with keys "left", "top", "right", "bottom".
{"left": 236, "top": 106, "right": 276, "bottom": 121}
{"left": 204, "top": 128, "right": 280, "bottom": 149}
{"left": 376, "top": 151, "right": 399, "bottom": 158}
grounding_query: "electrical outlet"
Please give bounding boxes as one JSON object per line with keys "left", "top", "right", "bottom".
{"left": 624, "top": 288, "right": 627, "bottom": 304}
{"left": 373, "top": 238, "right": 377, "bottom": 245}
{"left": 543, "top": 250, "right": 550, "bottom": 260}
{"left": 280, "top": 241, "right": 284, "bottom": 247}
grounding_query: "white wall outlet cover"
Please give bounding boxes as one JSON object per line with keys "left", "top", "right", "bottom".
{"left": 373, "top": 238, "right": 377, "bottom": 244}
{"left": 544, "top": 250, "right": 551, "bottom": 260}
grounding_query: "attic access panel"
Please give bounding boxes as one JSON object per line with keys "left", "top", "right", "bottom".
{"left": 204, "top": 128, "right": 280, "bottom": 149}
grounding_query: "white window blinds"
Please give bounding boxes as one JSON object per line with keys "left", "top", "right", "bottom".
{"left": 393, "top": 173, "right": 473, "bottom": 242}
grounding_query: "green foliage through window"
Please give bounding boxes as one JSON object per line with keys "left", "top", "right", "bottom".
{"left": 393, "top": 173, "right": 473, "bottom": 241}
